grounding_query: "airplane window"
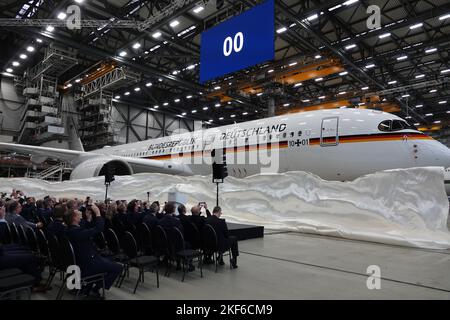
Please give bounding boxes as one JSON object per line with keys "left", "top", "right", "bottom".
{"left": 378, "top": 120, "right": 392, "bottom": 132}
{"left": 391, "top": 120, "right": 404, "bottom": 131}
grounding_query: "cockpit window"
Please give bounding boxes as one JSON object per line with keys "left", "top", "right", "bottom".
{"left": 378, "top": 120, "right": 391, "bottom": 132}
{"left": 378, "top": 119, "right": 416, "bottom": 132}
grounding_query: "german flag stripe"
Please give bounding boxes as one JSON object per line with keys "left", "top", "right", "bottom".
{"left": 309, "top": 132, "right": 431, "bottom": 145}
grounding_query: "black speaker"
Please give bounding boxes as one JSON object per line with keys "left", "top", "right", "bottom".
{"left": 104, "top": 163, "right": 115, "bottom": 184}
{"left": 212, "top": 163, "right": 228, "bottom": 181}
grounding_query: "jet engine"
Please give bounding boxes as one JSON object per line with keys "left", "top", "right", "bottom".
{"left": 70, "top": 156, "right": 133, "bottom": 180}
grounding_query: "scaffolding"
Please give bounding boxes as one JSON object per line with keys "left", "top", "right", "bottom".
{"left": 77, "top": 66, "right": 139, "bottom": 150}
{"left": 17, "top": 44, "right": 78, "bottom": 145}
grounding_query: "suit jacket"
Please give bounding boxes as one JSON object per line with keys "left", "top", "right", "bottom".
{"left": 190, "top": 215, "right": 205, "bottom": 232}
{"left": 6, "top": 213, "right": 36, "bottom": 229}
{"left": 205, "top": 215, "right": 229, "bottom": 253}
{"left": 143, "top": 213, "right": 158, "bottom": 229}
{"left": 178, "top": 213, "right": 191, "bottom": 229}
{"left": 65, "top": 217, "right": 104, "bottom": 266}
{"left": 158, "top": 214, "right": 184, "bottom": 234}
{"left": 47, "top": 220, "right": 66, "bottom": 240}
{"left": 21, "top": 204, "right": 37, "bottom": 222}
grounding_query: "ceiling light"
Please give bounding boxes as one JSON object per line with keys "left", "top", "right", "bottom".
{"left": 158, "top": 78, "right": 163, "bottom": 82}
{"left": 343, "top": 0, "right": 359, "bottom": 5}
{"left": 215, "top": 103, "right": 220, "bottom": 107}
{"left": 379, "top": 33, "right": 391, "bottom": 39}
{"left": 388, "top": 80, "right": 397, "bottom": 85}
{"left": 191, "top": 110, "right": 197, "bottom": 113}
{"left": 57, "top": 12, "right": 67, "bottom": 20}
{"left": 203, "top": 107, "right": 208, "bottom": 110}
{"left": 152, "top": 32, "right": 162, "bottom": 38}
{"left": 242, "top": 112, "right": 248, "bottom": 115}
{"left": 338, "top": 91, "right": 346, "bottom": 95}
{"left": 425, "top": 48, "right": 437, "bottom": 53}
{"left": 329, "top": 4, "right": 342, "bottom": 11}
{"left": 174, "top": 99, "right": 180, "bottom": 102}
{"left": 163, "top": 102, "right": 169, "bottom": 106}
{"left": 409, "top": 23, "right": 423, "bottom": 29}
{"left": 12, "top": 61, "right": 20, "bottom": 67}
{"left": 276, "top": 27, "right": 287, "bottom": 34}
{"left": 289, "top": 62, "right": 298, "bottom": 67}
{"left": 283, "top": 103, "right": 290, "bottom": 107}
{"left": 124, "top": 91, "right": 130, "bottom": 96}
{"left": 170, "top": 20, "right": 179, "bottom": 28}
{"left": 415, "top": 74, "right": 425, "bottom": 79}
{"left": 256, "top": 92, "right": 263, "bottom": 96}
{"left": 302, "top": 99, "right": 310, "bottom": 102}
{"left": 186, "top": 95, "right": 193, "bottom": 99}
{"left": 19, "top": 54, "right": 27, "bottom": 60}
{"left": 193, "top": 6, "right": 204, "bottom": 14}
{"left": 414, "top": 123, "right": 420, "bottom": 125}
{"left": 319, "top": 96, "right": 325, "bottom": 99}
{"left": 438, "top": 100, "right": 447, "bottom": 104}
{"left": 134, "top": 87, "right": 140, "bottom": 92}
{"left": 315, "top": 55, "right": 322, "bottom": 59}
{"left": 146, "top": 82, "right": 152, "bottom": 87}
{"left": 119, "top": 51, "right": 127, "bottom": 57}
{"left": 154, "top": 105, "right": 159, "bottom": 109}
{"left": 339, "top": 71, "right": 348, "bottom": 76}
{"left": 294, "top": 82, "right": 302, "bottom": 87}
{"left": 186, "top": 64, "right": 196, "bottom": 70}
{"left": 230, "top": 114, "right": 236, "bottom": 118}
{"left": 182, "top": 112, "right": 187, "bottom": 116}
{"left": 345, "top": 44, "right": 356, "bottom": 50}
{"left": 434, "top": 120, "right": 441, "bottom": 124}
{"left": 361, "top": 86, "right": 369, "bottom": 90}
{"left": 114, "top": 95, "right": 120, "bottom": 99}
{"left": 415, "top": 104, "right": 423, "bottom": 108}
{"left": 425, "top": 113, "right": 433, "bottom": 116}
{"left": 132, "top": 42, "right": 141, "bottom": 49}
{"left": 75, "top": 0, "right": 85, "bottom": 3}
{"left": 307, "top": 14, "right": 318, "bottom": 21}
{"left": 6, "top": 68, "right": 13, "bottom": 73}
{"left": 401, "top": 94, "right": 410, "bottom": 98}
{"left": 214, "top": 86, "right": 221, "bottom": 90}
{"left": 365, "top": 63, "right": 375, "bottom": 69}
{"left": 26, "top": 46, "right": 35, "bottom": 52}
{"left": 439, "top": 13, "right": 450, "bottom": 20}
{"left": 268, "top": 69, "right": 274, "bottom": 73}
{"left": 46, "top": 26, "right": 54, "bottom": 32}
{"left": 397, "top": 55, "right": 408, "bottom": 61}
{"left": 429, "top": 89, "right": 437, "bottom": 93}
{"left": 441, "top": 69, "right": 450, "bottom": 74}
{"left": 315, "top": 77, "right": 323, "bottom": 82}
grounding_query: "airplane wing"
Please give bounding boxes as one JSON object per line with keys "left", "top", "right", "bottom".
{"left": 0, "top": 142, "right": 194, "bottom": 178}
{"left": 0, "top": 142, "right": 83, "bottom": 163}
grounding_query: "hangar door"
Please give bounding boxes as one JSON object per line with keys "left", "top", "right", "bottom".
{"left": 320, "top": 117, "right": 339, "bottom": 146}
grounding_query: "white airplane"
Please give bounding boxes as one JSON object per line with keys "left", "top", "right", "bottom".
{"left": 1, "top": 108, "right": 449, "bottom": 191}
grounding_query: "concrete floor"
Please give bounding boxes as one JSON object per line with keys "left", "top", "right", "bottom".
{"left": 33, "top": 228, "right": 450, "bottom": 300}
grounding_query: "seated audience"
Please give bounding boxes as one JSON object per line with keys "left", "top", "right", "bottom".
{"left": 47, "top": 204, "right": 67, "bottom": 240}
{"left": 190, "top": 205, "right": 206, "bottom": 232}
{"left": 6, "top": 201, "right": 43, "bottom": 230}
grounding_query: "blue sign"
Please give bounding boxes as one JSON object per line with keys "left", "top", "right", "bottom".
{"left": 199, "top": 0, "right": 275, "bottom": 83}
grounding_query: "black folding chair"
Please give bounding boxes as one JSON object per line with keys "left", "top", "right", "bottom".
{"left": 201, "top": 224, "right": 231, "bottom": 273}
{"left": 0, "top": 222, "right": 12, "bottom": 244}
{"left": 152, "top": 225, "right": 171, "bottom": 276}
{"left": 137, "top": 223, "right": 153, "bottom": 255}
{"left": 120, "top": 231, "right": 159, "bottom": 294}
{"left": 25, "top": 228, "right": 39, "bottom": 254}
{"left": 104, "top": 228, "right": 128, "bottom": 286}
{"left": 45, "top": 234, "right": 65, "bottom": 291}
{"left": 168, "top": 227, "right": 203, "bottom": 282}
{"left": 0, "top": 273, "right": 35, "bottom": 300}
{"left": 17, "top": 225, "right": 29, "bottom": 247}
{"left": 9, "top": 223, "right": 19, "bottom": 244}
{"left": 184, "top": 222, "right": 201, "bottom": 250}
{"left": 56, "top": 237, "right": 106, "bottom": 300}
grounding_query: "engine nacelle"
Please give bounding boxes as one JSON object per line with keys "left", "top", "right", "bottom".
{"left": 70, "top": 156, "right": 133, "bottom": 180}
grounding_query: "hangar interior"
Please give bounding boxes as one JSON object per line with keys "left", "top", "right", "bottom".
{"left": 0, "top": 0, "right": 449, "bottom": 300}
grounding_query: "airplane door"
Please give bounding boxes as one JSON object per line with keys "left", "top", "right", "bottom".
{"left": 320, "top": 117, "right": 339, "bottom": 146}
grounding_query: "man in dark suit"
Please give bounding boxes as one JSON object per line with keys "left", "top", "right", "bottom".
{"left": 6, "top": 201, "right": 43, "bottom": 230}
{"left": 47, "top": 204, "right": 67, "bottom": 240}
{"left": 189, "top": 206, "right": 205, "bottom": 232}
{"left": 158, "top": 202, "right": 184, "bottom": 234}
{"left": 21, "top": 197, "right": 37, "bottom": 222}
{"left": 205, "top": 206, "right": 239, "bottom": 269}
{"left": 65, "top": 203, "right": 123, "bottom": 298}
{"left": 177, "top": 204, "right": 191, "bottom": 230}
